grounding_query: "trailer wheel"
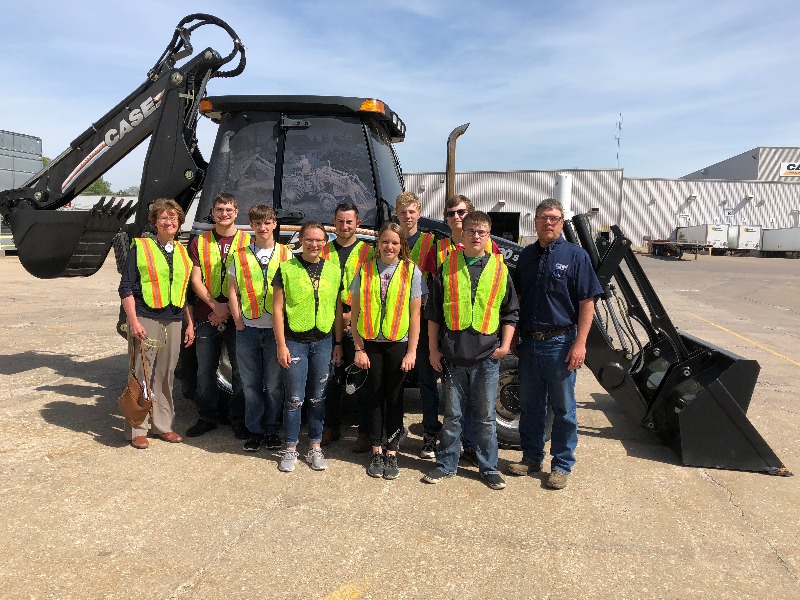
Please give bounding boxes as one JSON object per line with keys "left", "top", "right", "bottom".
{"left": 495, "top": 355, "right": 552, "bottom": 448}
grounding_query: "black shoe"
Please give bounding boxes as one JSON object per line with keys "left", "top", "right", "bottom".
{"left": 232, "top": 422, "right": 250, "bottom": 440}
{"left": 383, "top": 454, "right": 400, "bottom": 480}
{"left": 367, "top": 452, "right": 385, "bottom": 478}
{"left": 264, "top": 434, "right": 282, "bottom": 450}
{"left": 243, "top": 435, "right": 263, "bottom": 452}
{"left": 481, "top": 472, "right": 506, "bottom": 490}
{"left": 460, "top": 446, "right": 479, "bottom": 468}
{"left": 186, "top": 419, "right": 217, "bottom": 437}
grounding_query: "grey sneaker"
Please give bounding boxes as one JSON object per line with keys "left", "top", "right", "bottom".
{"left": 422, "top": 467, "right": 455, "bottom": 484}
{"left": 383, "top": 454, "right": 400, "bottom": 480}
{"left": 481, "top": 472, "right": 506, "bottom": 490}
{"left": 367, "top": 452, "right": 385, "bottom": 478}
{"left": 278, "top": 449, "right": 299, "bottom": 472}
{"left": 306, "top": 447, "right": 328, "bottom": 471}
{"left": 508, "top": 460, "right": 543, "bottom": 476}
{"left": 546, "top": 470, "right": 569, "bottom": 489}
{"left": 420, "top": 433, "right": 437, "bottom": 459}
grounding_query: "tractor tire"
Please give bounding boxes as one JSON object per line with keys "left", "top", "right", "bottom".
{"left": 495, "top": 354, "right": 552, "bottom": 449}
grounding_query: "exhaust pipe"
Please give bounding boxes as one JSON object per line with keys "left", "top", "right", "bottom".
{"left": 445, "top": 123, "right": 469, "bottom": 200}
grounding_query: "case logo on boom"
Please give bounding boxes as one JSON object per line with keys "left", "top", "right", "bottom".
{"left": 104, "top": 91, "right": 164, "bottom": 147}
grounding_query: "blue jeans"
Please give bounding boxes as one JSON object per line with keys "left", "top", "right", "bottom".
{"left": 517, "top": 329, "right": 578, "bottom": 474}
{"left": 195, "top": 319, "right": 244, "bottom": 425}
{"left": 282, "top": 336, "right": 332, "bottom": 447}
{"left": 436, "top": 358, "right": 500, "bottom": 475}
{"left": 417, "top": 319, "right": 442, "bottom": 435}
{"left": 237, "top": 326, "right": 283, "bottom": 436}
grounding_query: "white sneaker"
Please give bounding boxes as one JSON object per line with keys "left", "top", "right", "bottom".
{"left": 306, "top": 447, "right": 328, "bottom": 471}
{"left": 278, "top": 449, "right": 299, "bottom": 472}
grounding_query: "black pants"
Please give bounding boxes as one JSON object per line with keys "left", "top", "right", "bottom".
{"left": 365, "top": 340, "right": 408, "bottom": 451}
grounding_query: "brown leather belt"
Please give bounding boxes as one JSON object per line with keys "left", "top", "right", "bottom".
{"left": 523, "top": 326, "right": 572, "bottom": 340}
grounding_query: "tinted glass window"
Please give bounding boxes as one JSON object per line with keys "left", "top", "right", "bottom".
{"left": 281, "top": 116, "right": 377, "bottom": 227}
{"left": 367, "top": 120, "right": 403, "bottom": 210}
{"left": 198, "top": 112, "right": 280, "bottom": 225}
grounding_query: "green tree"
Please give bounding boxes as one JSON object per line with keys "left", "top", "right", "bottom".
{"left": 81, "top": 177, "right": 114, "bottom": 196}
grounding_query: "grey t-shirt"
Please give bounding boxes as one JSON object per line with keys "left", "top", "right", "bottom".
{"left": 229, "top": 245, "right": 275, "bottom": 329}
{"left": 349, "top": 260, "right": 426, "bottom": 342}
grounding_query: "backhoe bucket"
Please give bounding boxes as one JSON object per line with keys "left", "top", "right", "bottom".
{"left": 8, "top": 198, "right": 135, "bottom": 278}
{"left": 640, "top": 333, "right": 789, "bottom": 474}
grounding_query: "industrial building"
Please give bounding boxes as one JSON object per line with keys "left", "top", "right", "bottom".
{"left": 404, "top": 147, "right": 800, "bottom": 250}
{"left": 1, "top": 130, "right": 43, "bottom": 252}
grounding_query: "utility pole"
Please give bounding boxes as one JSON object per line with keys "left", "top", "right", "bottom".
{"left": 615, "top": 112, "right": 623, "bottom": 169}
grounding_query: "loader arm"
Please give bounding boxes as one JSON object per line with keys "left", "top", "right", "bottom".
{"left": 0, "top": 13, "right": 245, "bottom": 279}
{"left": 572, "top": 217, "right": 790, "bottom": 475}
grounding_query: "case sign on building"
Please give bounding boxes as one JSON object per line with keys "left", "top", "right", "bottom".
{"left": 779, "top": 162, "right": 800, "bottom": 177}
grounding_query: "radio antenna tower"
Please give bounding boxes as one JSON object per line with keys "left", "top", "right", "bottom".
{"left": 615, "top": 112, "right": 623, "bottom": 168}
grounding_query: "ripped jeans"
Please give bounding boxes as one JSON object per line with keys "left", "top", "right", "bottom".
{"left": 282, "top": 336, "right": 333, "bottom": 447}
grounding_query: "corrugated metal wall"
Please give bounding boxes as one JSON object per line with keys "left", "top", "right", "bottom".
{"left": 0, "top": 130, "right": 43, "bottom": 191}
{"left": 621, "top": 177, "right": 800, "bottom": 247}
{"left": 758, "top": 147, "right": 800, "bottom": 181}
{"left": 403, "top": 169, "right": 622, "bottom": 239}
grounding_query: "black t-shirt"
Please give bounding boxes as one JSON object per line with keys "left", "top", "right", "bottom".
{"left": 272, "top": 256, "right": 331, "bottom": 342}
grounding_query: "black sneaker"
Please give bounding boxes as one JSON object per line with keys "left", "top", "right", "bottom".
{"left": 422, "top": 467, "right": 455, "bottom": 484}
{"left": 231, "top": 422, "right": 250, "bottom": 440}
{"left": 481, "top": 472, "right": 506, "bottom": 490}
{"left": 420, "top": 433, "right": 437, "bottom": 459}
{"left": 243, "top": 435, "right": 263, "bottom": 452}
{"left": 367, "top": 452, "right": 384, "bottom": 478}
{"left": 264, "top": 434, "right": 282, "bottom": 450}
{"left": 383, "top": 454, "right": 400, "bottom": 480}
{"left": 186, "top": 419, "right": 217, "bottom": 437}
{"left": 460, "top": 447, "right": 479, "bottom": 468}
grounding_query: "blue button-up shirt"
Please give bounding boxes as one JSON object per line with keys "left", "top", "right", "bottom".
{"left": 512, "top": 237, "right": 603, "bottom": 332}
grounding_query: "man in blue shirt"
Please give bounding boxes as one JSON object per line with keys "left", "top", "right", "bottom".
{"left": 509, "top": 199, "right": 603, "bottom": 489}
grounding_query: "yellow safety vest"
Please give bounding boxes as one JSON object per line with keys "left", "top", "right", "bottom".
{"left": 321, "top": 239, "right": 373, "bottom": 305}
{"left": 436, "top": 237, "right": 495, "bottom": 268}
{"left": 234, "top": 243, "right": 292, "bottom": 319}
{"left": 280, "top": 257, "right": 341, "bottom": 334}
{"left": 133, "top": 238, "right": 191, "bottom": 309}
{"left": 197, "top": 229, "right": 250, "bottom": 298}
{"left": 410, "top": 232, "right": 436, "bottom": 276}
{"left": 442, "top": 251, "right": 508, "bottom": 335}
{"left": 356, "top": 260, "right": 413, "bottom": 341}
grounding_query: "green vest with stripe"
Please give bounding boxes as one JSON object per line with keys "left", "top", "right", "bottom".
{"left": 410, "top": 232, "right": 435, "bottom": 276}
{"left": 322, "top": 239, "right": 374, "bottom": 305}
{"left": 234, "top": 243, "right": 292, "bottom": 319}
{"left": 442, "top": 251, "right": 508, "bottom": 335}
{"left": 133, "top": 238, "right": 191, "bottom": 309}
{"left": 356, "top": 260, "right": 413, "bottom": 341}
{"left": 197, "top": 229, "right": 250, "bottom": 298}
{"left": 280, "top": 257, "right": 341, "bottom": 334}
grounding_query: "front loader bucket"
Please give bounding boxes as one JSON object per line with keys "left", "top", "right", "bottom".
{"left": 8, "top": 198, "right": 135, "bottom": 278}
{"left": 641, "top": 333, "right": 789, "bottom": 474}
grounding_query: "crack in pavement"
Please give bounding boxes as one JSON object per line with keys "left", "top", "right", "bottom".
{"left": 701, "top": 470, "right": 798, "bottom": 582}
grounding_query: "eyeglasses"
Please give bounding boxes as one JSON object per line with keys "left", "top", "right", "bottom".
{"left": 464, "top": 229, "right": 490, "bottom": 238}
{"left": 304, "top": 238, "right": 327, "bottom": 245}
{"left": 214, "top": 207, "right": 236, "bottom": 214}
{"left": 445, "top": 209, "right": 468, "bottom": 219}
{"left": 534, "top": 216, "right": 563, "bottom": 224}
{"left": 157, "top": 216, "right": 179, "bottom": 223}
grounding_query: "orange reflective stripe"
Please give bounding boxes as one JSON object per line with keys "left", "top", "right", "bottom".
{"left": 201, "top": 231, "right": 214, "bottom": 293}
{"left": 175, "top": 244, "right": 192, "bottom": 304}
{"left": 448, "top": 252, "right": 460, "bottom": 328}
{"left": 481, "top": 256, "right": 504, "bottom": 334}
{"left": 141, "top": 241, "right": 163, "bottom": 308}
{"left": 239, "top": 247, "right": 261, "bottom": 319}
{"left": 420, "top": 234, "right": 433, "bottom": 271}
{"left": 362, "top": 265, "right": 375, "bottom": 339}
{"left": 388, "top": 261, "right": 410, "bottom": 340}
{"left": 321, "top": 244, "right": 331, "bottom": 260}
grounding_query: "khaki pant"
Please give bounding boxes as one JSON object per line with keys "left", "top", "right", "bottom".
{"left": 124, "top": 317, "right": 183, "bottom": 440}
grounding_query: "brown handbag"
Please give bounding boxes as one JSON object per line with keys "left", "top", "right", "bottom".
{"left": 118, "top": 341, "right": 154, "bottom": 427}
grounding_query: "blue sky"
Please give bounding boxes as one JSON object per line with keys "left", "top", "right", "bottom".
{"left": 2, "top": 1, "right": 798, "bottom": 191}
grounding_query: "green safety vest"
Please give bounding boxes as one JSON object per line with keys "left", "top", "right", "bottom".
{"left": 436, "top": 237, "right": 496, "bottom": 268}
{"left": 133, "top": 238, "right": 191, "bottom": 309}
{"left": 197, "top": 229, "right": 250, "bottom": 298}
{"left": 321, "top": 239, "right": 373, "bottom": 305}
{"left": 356, "top": 260, "right": 413, "bottom": 341}
{"left": 234, "top": 243, "right": 292, "bottom": 319}
{"left": 280, "top": 257, "right": 341, "bottom": 333}
{"left": 442, "top": 251, "right": 508, "bottom": 335}
{"left": 410, "top": 232, "right": 436, "bottom": 276}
